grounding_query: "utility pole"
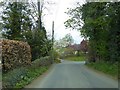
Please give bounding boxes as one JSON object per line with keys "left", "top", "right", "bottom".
{"left": 37, "top": 0, "right": 42, "bottom": 30}
{"left": 52, "top": 21, "right": 54, "bottom": 63}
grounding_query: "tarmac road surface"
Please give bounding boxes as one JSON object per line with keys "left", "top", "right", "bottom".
{"left": 25, "top": 60, "right": 118, "bottom": 88}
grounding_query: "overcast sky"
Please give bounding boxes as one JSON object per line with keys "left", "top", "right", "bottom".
{"left": 0, "top": 0, "right": 85, "bottom": 43}
{"left": 43, "top": 0, "right": 85, "bottom": 44}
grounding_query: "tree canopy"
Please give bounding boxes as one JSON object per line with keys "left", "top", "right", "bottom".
{"left": 1, "top": 2, "right": 53, "bottom": 61}
{"left": 65, "top": 2, "right": 120, "bottom": 63}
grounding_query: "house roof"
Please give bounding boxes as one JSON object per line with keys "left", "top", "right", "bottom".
{"left": 67, "top": 39, "right": 88, "bottom": 51}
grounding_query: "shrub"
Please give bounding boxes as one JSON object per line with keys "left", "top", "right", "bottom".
{"left": 23, "top": 30, "right": 52, "bottom": 61}
{"left": 1, "top": 39, "right": 31, "bottom": 73}
{"left": 31, "top": 56, "right": 52, "bottom": 68}
{"left": 2, "top": 56, "right": 52, "bottom": 88}
{"left": 0, "top": 41, "right": 2, "bottom": 61}
{"left": 2, "top": 67, "right": 28, "bottom": 88}
{"left": 54, "top": 58, "right": 61, "bottom": 63}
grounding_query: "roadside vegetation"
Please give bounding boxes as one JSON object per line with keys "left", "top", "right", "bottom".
{"left": 3, "top": 66, "right": 49, "bottom": 88}
{"left": 86, "top": 61, "right": 118, "bottom": 79}
{"left": 0, "top": 1, "right": 54, "bottom": 89}
{"left": 64, "top": 54, "right": 86, "bottom": 61}
{"left": 2, "top": 56, "right": 52, "bottom": 88}
{"left": 15, "top": 66, "right": 49, "bottom": 88}
{"left": 65, "top": 56, "right": 85, "bottom": 61}
{"left": 65, "top": 2, "right": 119, "bottom": 79}
{"left": 0, "top": 1, "right": 119, "bottom": 89}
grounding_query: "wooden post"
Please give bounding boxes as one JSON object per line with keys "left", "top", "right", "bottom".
{"left": 52, "top": 21, "right": 54, "bottom": 63}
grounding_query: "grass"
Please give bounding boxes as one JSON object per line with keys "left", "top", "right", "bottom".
{"left": 86, "top": 61, "right": 118, "bottom": 79}
{"left": 64, "top": 55, "right": 86, "bottom": 61}
{"left": 0, "top": 64, "right": 1, "bottom": 82}
{"left": 2, "top": 56, "right": 52, "bottom": 89}
{"left": 14, "top": 66, "right": 50, "bottom": 88}
{"left": 0, "top": 73, "right": 1, "bottom": 82}
{"left": 3, "top": 66, "right": 50, "bottom": 88}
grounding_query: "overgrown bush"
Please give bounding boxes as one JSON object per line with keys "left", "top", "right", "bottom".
{"left": 62, "top": 48, "right": 75, "bottom": 58}
{"left": 31, "top": 56, "right": 52, "bottom": 68}
{"left": 23, "top": 30, "right": 52, "bottom": 61}
{"left": 2, "top": 67, "right": 28, "bottom": 88}
{"left": 49, "top": 50, "right": 61, "bottom": 63}
{"left": 1, "top": 39, "right": 31, "bottom": 73}
{"left": 54, "top": 58, "right": 61, "bottom": 63}
{"left": 2, "top": 56, "right": 52, "bottom": 88}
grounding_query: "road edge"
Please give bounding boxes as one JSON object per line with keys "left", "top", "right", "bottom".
{"left": 24, "top": 63, "right": 56, "bottom": 88}
{"left": 84, "top": 64, "right": 118, "bottom": 81}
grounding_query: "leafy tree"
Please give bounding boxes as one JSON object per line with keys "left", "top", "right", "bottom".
{"left": 65, "top": 2, "right": 120, "bottom": 63}
{"left": 1, "top": 2, "right": 53, "bottom": 61}
{"left": 2, "top": 2, "right": 33, "bottom": 40}
{"left": 54, "top": 34, "right": 74, "bottom": 58}
{"left": 29, "top": 0, "right": 54, "bottom": 31}
{"left": 64, "top": 3, "right": 83, "bottom": 31}
{"left": 60, "top": 34, "right": 74, "bottom": 48}
{"left": 23, "top": 29, "right": 52, "bottom": 61}
{"left": 106, "top": 2, "right": 120, "bottom": 62}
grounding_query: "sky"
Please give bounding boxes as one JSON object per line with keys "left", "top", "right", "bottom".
{"left": 43, "top": 0, "right": 85, "bottom": 44}
{"left": 0, "top": 0, "right": 85, "bottom": 43}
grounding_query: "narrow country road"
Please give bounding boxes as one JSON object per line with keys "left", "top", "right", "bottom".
{"left": 25, "top": 60, "right": 118, "bottom": 88}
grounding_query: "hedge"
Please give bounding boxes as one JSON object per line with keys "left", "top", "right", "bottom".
{"left": 31, "top": 56, "right": 52, "bottom": 67}
{"left": 1, "top": 39, "right": 31, "bottom": 73}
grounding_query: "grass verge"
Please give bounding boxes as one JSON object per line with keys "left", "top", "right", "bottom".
{"left": 64, "top": 55, "right": 86, "bottom": 61}
{"left": 14, "top": 66, "right": 50, "bottom": 88}
{"left": 2, "top": 56, "right": 52, "bottom": 89}
{"left": 86, "top": 61, "right": 118, "bottom": 79}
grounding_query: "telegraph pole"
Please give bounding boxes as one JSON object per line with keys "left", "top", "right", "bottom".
{"left": 52, "top": 21, "right": 54, "bottom": 63}
{"left": 37, "top": 0, "right": 42, "bottom": 30}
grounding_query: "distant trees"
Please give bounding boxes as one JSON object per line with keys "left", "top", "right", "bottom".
{"left": 54, "top": 33, "right": 74, "bottom": 57}
{"left": 65, "top": 2, "right": 120, "bottom": 63}
{"left": 55, "top": 34, "right": 74, "bottom": 47}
